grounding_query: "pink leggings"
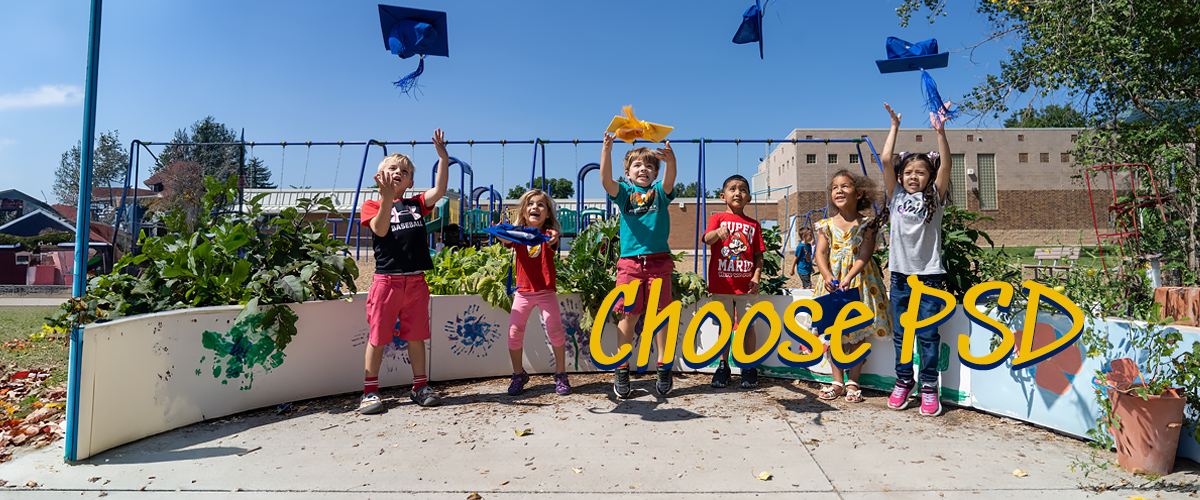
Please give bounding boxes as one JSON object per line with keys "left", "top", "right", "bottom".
{"left": 509, "top": 290, "right": 566, "bottom": 350}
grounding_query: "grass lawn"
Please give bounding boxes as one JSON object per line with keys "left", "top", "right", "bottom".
{"left": 981, "top": 245, "right": 1119, "bottom": 270}
{"left": 0, "top": 306, "right": 68, "bottom": 387}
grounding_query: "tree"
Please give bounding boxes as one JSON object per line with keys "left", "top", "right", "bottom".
{"left": 508, "top": 177, "right": 574, "bottom": 199}
{"left": 1003, "top": 104, "right": 1085, "bottom": 128}
{"left": 52, "top": 130, "right": 129, "bottom": 218}
{"left": 157, "top": 117, "right": 241, "bottom": 181}
{"left": 244, "top": 157, "right": 275, "bottom": 189}
{"left": 899, "top": 0, "right": 1200, "bottom": 282}
{"left": 673, "top": 182, "right": 715, "bottom": 198}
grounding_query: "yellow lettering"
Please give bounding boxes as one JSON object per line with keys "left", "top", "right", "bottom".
{"left": 1011, "top": 280, "right": 1084, "bottom": 370}
{"left": 897, "top": 275, "right": 957, "bottom": 365}
{"left": 828, "top": 301, "right": 874, "bottom": 368}
{"left": 779, "top": 299, "right": 825, "bottom": 368}
{"left": 681, "top": 300, "right": 733, "bottom": 369}
{"left": 731, "top": 301, "right": 782, "bottom": 368}
{"left": 588, "top": 281, "right": 640, "bottom": 370}
{"left": 636, "top": 278, "right": 681, "bottom": 369}
{"left": 959, "top": 281, "right": 1016, "bottom": 370}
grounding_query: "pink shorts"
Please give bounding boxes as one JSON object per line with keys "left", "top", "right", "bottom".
{"left": 509, "top": 290, "right": 566, "bottom": 350}
{"left": 612, "top": 253, "right": 674, "bottom": 316}
{"left": 365, "top": 274, "right": 431, "bottom": 346}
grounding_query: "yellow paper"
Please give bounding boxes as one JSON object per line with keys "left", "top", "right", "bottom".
{"left": 606, "top": 106, "right": 673, "bottom": 143}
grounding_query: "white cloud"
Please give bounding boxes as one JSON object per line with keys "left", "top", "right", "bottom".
{"left": 0, "top": 138, "right": 15, "bottom": 150}
{"left": 0, "top": 85, "right": 84, "bottom": 111}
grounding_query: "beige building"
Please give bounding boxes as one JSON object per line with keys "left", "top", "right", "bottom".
{"left": 753, "top": 128, "right": 1104, "bottom": 249}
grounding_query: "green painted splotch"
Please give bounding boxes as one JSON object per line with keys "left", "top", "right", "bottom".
{"left": 198, "top": 313, "right": 286, "bottom": 390}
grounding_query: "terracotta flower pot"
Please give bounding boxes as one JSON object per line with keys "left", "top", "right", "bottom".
{"left": 1108, "top": 385, "right": 1187, "bottom": 476}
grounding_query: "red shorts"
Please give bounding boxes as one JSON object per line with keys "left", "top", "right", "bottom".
{"left": 613, "top": 253, "right": 674, "bottom": 316}
{"left": 365, "top": 274, "right": 431, "bottom": 346}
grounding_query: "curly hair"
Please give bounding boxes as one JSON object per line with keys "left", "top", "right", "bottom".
{"left": 827, "top": 169, "right": 880, "bottom": 216}
{"left": 892, "top": 153, "right": 945, "bottom": 224}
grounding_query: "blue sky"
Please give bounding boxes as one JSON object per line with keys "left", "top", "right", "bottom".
{"left": 0, "top": 1, "right": 1022, "bottom": 203}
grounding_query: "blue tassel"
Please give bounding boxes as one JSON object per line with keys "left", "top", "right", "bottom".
{"left": 920, "top": 69, "right": 958, "bottom": 122}
{"left": 393, "top": 55, "right": 424, "bottom": 97}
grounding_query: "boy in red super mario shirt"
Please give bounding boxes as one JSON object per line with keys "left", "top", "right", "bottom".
{"left": 702, "top": 174, "right": 766, "bottom": 389}
{"left": 356, "top": 129, "right": 450, "bottom": 414}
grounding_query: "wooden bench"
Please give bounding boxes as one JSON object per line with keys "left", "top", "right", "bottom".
{"left": 1022, "top": 247, "right": 1081, "bottom": 280}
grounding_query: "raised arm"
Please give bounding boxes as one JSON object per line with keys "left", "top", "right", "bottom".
{"left": 369, "top": 175, "right": 396, "bottom": 237}
{"left": 600, "top": 132, "right": 620, "bottom": 198}
{"left": 658, "top": 141, "right": 677, "bottom": 196}
{"left": 423, "top": 128, "right": 451, "bottom": 208}
{"left": 880, "top": 103, "right": 901, "bottom": 196}
{"left": 932, "top": 103, "right": 953, "bottom": 202}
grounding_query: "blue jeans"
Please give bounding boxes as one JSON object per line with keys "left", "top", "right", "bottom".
{"left": 890, "top": 273, "right": 947, "bottom": 385}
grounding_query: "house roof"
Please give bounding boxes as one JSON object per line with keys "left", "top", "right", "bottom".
{"left": 91, "top": 187, "right": 158, "bottom": 201}
{"left": 0, "top": 189, "right": 58, "bottom": 217}
{"left": 0, "top": 209, "right": 113, "bottom": 245}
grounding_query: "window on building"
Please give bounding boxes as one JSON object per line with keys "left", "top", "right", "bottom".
{"left": 915, "top": 134, "right": 923, "bottom": 143}
{"left": 967, "top": 134, "right": 974, "bottom": 142}
{"left": 1061, "top": 153, "right": 1071, "bottom": 163}
{"left": 1018, "top": 134, "right": 1025, "bottom": 142}
{"left": 806, "top": 154, "right": 816, "bottom": 164}
{"left": 805, "top": 135, "right": 813, "bottom": 140}
{"left": 978, "top": 154, "right": 997, "bottom": 210}
{"left": 950, "top": 154, "right": 966, "bottom": 207}
{"left": 1019, "top": 153, "right": 1028, "bottom": 163}
{"left": 1040, "top": 153, "right": 1050, "bottom": 163}
{"left": 828, "top": 154, "right": 837, "bottom": 164}
{"left": 849, "top": 153, "right": 859, "bottom": 164}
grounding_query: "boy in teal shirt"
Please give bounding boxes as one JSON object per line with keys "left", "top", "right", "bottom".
{"left": 600, "top": 131, "right": 677, "bottom": 398}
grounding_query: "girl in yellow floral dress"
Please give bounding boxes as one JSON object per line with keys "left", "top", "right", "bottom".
{"left": 813, "top": 169, "right": 892, "bottom": 403}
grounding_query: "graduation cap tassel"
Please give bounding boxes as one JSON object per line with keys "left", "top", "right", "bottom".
{"left": 393, "top": 55, "right": 425, "bottom": 96}
{"left": 920, "top": 69, "right": 958, "bottom": 121}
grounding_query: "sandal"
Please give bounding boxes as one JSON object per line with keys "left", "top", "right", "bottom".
{"left": 845, "top": 383, "right": 864, "bottom": 403}
{"left": 818, "top": 381, "right": 846, "bottom": 400}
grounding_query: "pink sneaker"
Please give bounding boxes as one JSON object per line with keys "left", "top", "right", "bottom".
{"left": 887, "top": 381, "right": 915, "bottom": 410}
{"left": 919, "top": 385, "right": 943, "bottom": 416}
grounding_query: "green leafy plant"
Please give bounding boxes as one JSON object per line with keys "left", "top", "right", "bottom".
{"left": 941, "top": 205, "right": 996, "bottom": 298}
{"left": 47, "top": 175, "right": 358, "bottom": 351}
{"left": 427, "top": 243, "right": 514, "bottom": 312}
{"left": 759, "top": 225, "right": 786, "bottom": 295}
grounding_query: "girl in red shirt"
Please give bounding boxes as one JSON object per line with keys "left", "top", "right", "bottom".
{"left": 505, "top": 189, "right": 570, "bottom": 396}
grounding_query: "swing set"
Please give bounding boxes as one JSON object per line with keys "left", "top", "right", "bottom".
{"left": 111, "top": 136, "right": 886, "bottom": 278}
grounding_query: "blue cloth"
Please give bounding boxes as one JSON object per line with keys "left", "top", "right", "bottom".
{"left": 609, "top": 181, "right": 675, "bottom": 257}
{"left": 810, "top": 287, "right": 862, "bottom": 336}
{"left": 483, "top": 223, "right": 551, "bottom": 246}
{"left": 794, "top": 243, "right": 813, "bottom": 274}
{"left": 875, "top": 37, "right": 949, "bottom": 74}
{"left": 889, "top": 273, "right": 948, "bottom": 384}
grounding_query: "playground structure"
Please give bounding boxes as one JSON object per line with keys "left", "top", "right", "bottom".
{"left": 112, "top": 136, "right": 886, "bottom": 278}
{"left": 1085, "top": 163, "right": 1172, "bottom": 282}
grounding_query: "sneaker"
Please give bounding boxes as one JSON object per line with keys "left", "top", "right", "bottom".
{"left": 554, "top": 373, "right": 572, "bottom": 395}
{"left": 410, "top": 385, "right": 442, "bottom": 407}
{"left": 710, "top": 363, "right": 732, "bottom": 388}
{"left": 656, "top": 365, "right": 674, "bottom": 395}
{"left": 740, "top": 367, "right": 758, "bottom": 389}
{"left": 508, "top": 371, "right": 530, "bottom": 395}
{"left": 919, "top": 384, "right": 943, "bottom": 416}
{"left": 358, "top": 392, "right": 384, "bottom": 414}
{"left": 613, "top": 366, "right": 631, "bottom": 398}
{"left": 887, "top": 380, "right": 915, "bottom": 410}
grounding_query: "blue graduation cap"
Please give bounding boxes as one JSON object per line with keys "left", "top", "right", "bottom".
{"left": 378, "top": 4, "right": 449, "bottom": 97}
{"left": 483, "top": 223, "right": 552, "bottom": 246}
{"left": 875, "top": 37, "right": 948, "bottom": 74}
{"left": 876, "top": 37, "right": 957, "bottom": 122}
{"left": 731, "top": 0, "right": 764, "bottom": 59}
{"left": 810, "top": 287, "right": 862, "bottom": 336}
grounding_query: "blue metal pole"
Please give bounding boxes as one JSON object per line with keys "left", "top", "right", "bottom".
{"left": 131, "top": 144, "right": 142, "bottom": 253}
{"left": 112, "top": 140, "right": 138, "bottom": 249}
{"left": 344, "top": 140, "right": 386, "bottom": 246}
{"left": 66, "top": 0, "right": 103, "bottom": 462}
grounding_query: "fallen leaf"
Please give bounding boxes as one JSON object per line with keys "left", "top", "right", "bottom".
{"left": 1012, "top": 469, "right": 1028, "bottom": 477}
{"left": 514, "top": 428, "right": 532, "bottom": 437}
{"left": 756, "top": 471, "right": 773, "bottom": 481}
{"left": 499, "top": 480, "right": 509, "bottom": 486}
{"left": 467, "top": 494, "right": 482, "bottom": 500}
{"left": 572, "top": 467, "right": 583, "bottom": 474}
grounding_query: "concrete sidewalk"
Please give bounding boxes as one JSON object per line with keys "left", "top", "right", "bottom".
{"left": 0, "top": 297, "right": 68, "bottom": 307}
{"left": 0, "top": 373, "right": 1195, "bottom": 498}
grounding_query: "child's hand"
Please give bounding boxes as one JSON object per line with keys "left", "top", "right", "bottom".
{"left": 432, "top": 128, "right": 449, "bottom": 159}
{"left": 823, "top": 275, "right": 837, "bottom": 293}
{"left": 546, "top": 229, "right": 560, "bottom": 247}
{"left": 748, "top": 279, "right": 760, "bottom": 295}
{"left": 602, "top": 132, "right": 615, "bottom": 151}
{"left": 931, "top": 101, "right": 952, "bottom": 132}
{"left": 885, "top": 102, "right": 902, "bottom": 128}
{"left": 375, "top": 173, "right": 396, "bottom": 200}
{"left": 714, "top": 226, "right": 731, "bottom": 241}
{"left": 654, "top": 141, "right": 676, "bottom": 166}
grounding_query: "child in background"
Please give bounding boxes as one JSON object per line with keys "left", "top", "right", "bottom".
{"left": 600, "top": 132, "right": 677, "bottom": 398}
{"left": 790, "top": 227, "right": 814, "bottom": 289}
{"left": 703, "top": 174, "right": 766, "bottom": 389}
{"left": 813, "top": 169, "right": 892, "bottom": 403}
{"left": 879, "top": 102, "right": 954, "bottom": 416}
{"left": 357, "top": 129, "right": 451, "bottom": 413}
{"left": 504, "top": 189, "right": 571, "bottom": 396}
